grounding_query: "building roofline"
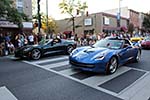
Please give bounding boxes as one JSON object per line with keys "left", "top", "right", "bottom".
{"left": 101, "top": 12, "right": 128, "bottom": 20}
{"left": 129, "top": 9, "right": 139, "bottom": 14}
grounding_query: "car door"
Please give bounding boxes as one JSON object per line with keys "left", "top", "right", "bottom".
{"left": 51, "top": 40, "right": 64, "bottom": 53}
{"left": 42, "top": 42, "right": 55, "bottom": 55}
{"left": 118, "top": 40, "right": 133, "bottom": 63}
{"left": 45, "top": 39, "right": 65, "bottom": 55}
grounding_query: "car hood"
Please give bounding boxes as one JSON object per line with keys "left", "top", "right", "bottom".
{"left": 130, "top": 37, "right": 143, "bottom": 41}
{"left": 71, "top": 46, "right": 114, "bottom": 63}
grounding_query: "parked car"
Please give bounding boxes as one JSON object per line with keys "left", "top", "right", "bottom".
{"left": 141, "top": 37, "right": 150, "bottom": 49}
{"left": 69, "top": 37, "right": 141, "bottom": 74}
{"left": 130, "top": 34, "right": 143, "bottom": 42}
{"left": 15, "top": 38, "right": 77, "bottom": 60}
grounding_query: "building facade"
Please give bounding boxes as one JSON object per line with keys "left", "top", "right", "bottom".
{"left": 104, "top": 7, "right": 147, "bottom": 31}
{"left": 0, "top": 0, "right": 32, "bottom": 34}
{"left": 56, "top": 12, "right": 128, "bottom": 36}
{"left": 56, "top": 7, "right": 147, "bottom": 37}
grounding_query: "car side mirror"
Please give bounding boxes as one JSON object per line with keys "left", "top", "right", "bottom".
{"left": 51, "top": 42, "right": 54, "bottom": 46}
{"left": 123, "top": 44, "right": 129, "bottom": 48}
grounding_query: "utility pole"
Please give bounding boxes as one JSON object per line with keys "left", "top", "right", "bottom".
{"left": 117, "top": 0, "right": 121, "bottom": 28}
{"left": 46, "top": 0, "right": 48, "bottom": 34}
{"left": 72, "top": 16, "right": 75, "bottom": 34}
{"left": 37, "top": 0, "right": 41, "bottom": 33}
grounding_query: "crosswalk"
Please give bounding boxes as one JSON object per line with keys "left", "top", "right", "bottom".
{"left": 9, "top": 55, "right": 150, "bottom": 100}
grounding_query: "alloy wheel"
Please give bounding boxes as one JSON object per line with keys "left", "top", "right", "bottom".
{"left": 108, "top": 57, "right": 118, "bottom": 74}
{"left": 67, "top": 46, "right": 74, "bottom": 54}
{"left": 31, "top": 49, "right": 41, "bottom": 60}
{"left": 136, "top": 50, "right": 141, "bottom": 62}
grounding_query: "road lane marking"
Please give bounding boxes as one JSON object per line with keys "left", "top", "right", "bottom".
{"left": 118, "top": 71, "right": 150, "bottom": 100}
{"left": 51, "top": 64, "right": 71, "bottom": 71}
{"left": 42, "top": 61, "right": 69, "bottom": 69}
{"left": 0, "top": 86, "right": 18, "bottom": 100}
{"left": 82, "top": 66, "right": 131, "bottom": 86}
{"left": 59, "top": 68, "right": 81, "bottom": 75}
{"left": 23, "top": 56, "right": 150, "bottom": 100}
{"left": 23, "top": 60, "right": 124, "bottom": 99}
{"left": 98, "top": 69, "right": 146, "bottom": 93}
{"left": 31, "top": 56, "right": 68, "bottom": 64}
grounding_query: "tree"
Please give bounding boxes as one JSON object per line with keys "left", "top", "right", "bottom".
{"left": 143, "top": 13, "right": 150, "bottom": 31}
{"left": 128, "top": 23, "right": 134, "bottom": 37}
{"left": 41, "top": 15, "right": 57, "bottom": 33}
{"left": 32, "top": 0, "right": 37, "bottom": 15}
{"left": 59, "top": 0, "right": 88, "bottom": 34}
{"left": 0, "top": 0, "right": 29, "bottom": 28}
{"left": 33, "top": 13, "right": 57, "bottom": 34}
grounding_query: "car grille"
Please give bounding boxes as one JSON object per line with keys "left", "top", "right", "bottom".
{"left": 70, "top": 60, "right": 95, "bottom": 68}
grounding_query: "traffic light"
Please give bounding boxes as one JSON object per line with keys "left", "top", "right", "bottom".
{"left": 86, "top": 11, "right": 88, "bottom": 16}
{"left": 37, "top": 0, "right": 41, "bottom": 32}
{"left": 37, "top": 0, "right": 40, "bottom": 3}
{"left": 76, "top": 9, "right": 79, "bottom": 15}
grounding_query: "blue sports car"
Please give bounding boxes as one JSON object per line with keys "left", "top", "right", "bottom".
{"left": 69, "top": 37, "right": 141, "bottom": 74}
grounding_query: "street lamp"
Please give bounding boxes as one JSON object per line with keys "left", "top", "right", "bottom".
{"left": 46, "top": 0, "right": 48, "bottom": 34}
{"left": 37, "top": 0, "right": 41, "bottom": 33}
{"left": 117, "top": 0, "right": 122, "bottom": 28}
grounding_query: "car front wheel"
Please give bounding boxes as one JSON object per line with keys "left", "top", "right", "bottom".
{"left": 31, "top": 49, "right": 41, "bottom": 60}
{"left": 66, "top": 45, "right": 74, "bottom": 54}
{"left": 106, "top": 57, "right": 118, "bottom": 74}
{"left": 135, "top": 50, "right": 141, "bottom": 62}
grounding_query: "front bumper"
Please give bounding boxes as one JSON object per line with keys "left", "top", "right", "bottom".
{"left": 69, "top": 59, "right": 107, "bottom": 73}
{"left": 14, "top": 50, "right": 31, "bottom": 58}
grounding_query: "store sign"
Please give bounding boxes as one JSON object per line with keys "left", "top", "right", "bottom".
{"left": 23, "top": 22, "right": 33, "bottom": 28}
{"left": 0, "top": 21, "right": 33, "bottom": 28}
{"left": 0, "top": 21, "right": 18, "bottom": 28}
{"left": 84, "top": 18, "right": 92, "bottom": 26}
{"left": 17, "top": 1, "right": 23, "bottom": 7}
{"left": 104, "top": 17, "right": 110, "bottom": 25}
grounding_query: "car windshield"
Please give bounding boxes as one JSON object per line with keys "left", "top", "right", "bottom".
{"left": 93, "top": 39, "right": 123, "bottom": 49}
{"left": 39, "top": 39, "right": 52, "bottom": 45}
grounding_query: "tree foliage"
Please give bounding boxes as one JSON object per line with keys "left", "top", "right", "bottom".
{"left": 59, "top": 0, "right": 88, "bottom": 33}
{"left": 143, "top": 13, "right": 150, "bottom": 31}
{"left": 33, "top": 13, "right": 57, "bottom": 33}
{"left": 32, "top": 0, "right": 37, "bottom": 15}
{"left": 128, "top": 23, "right": 134, "bottom": 34}
{"left": 0, "top": 0, "right": 29, "bottom": 28}
{"left": 59, "top": 0, "right": 88, "bottom": 17}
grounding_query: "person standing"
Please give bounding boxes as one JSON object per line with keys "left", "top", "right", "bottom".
{"left": 0, "top": 34, "right": 5, "bottom": 56}
{"left": 28, "top": 33, "right": 34, "bottom": 45}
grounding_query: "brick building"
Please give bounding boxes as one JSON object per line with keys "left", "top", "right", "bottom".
{"left": 56, "top": 7, "right": 147, "bottom": 37}
{"left": 56, "top": 12, "right": 128, "bottom": 36}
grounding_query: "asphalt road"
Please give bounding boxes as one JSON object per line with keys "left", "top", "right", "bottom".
{"left": 0, "top": 49, "right": 150, "bottom": 100}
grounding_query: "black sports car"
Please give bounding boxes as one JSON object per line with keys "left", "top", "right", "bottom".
{"left": 15, "top": 38, "right": 77, "bottom": 60}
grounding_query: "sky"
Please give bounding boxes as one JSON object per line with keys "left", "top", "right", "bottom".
{"left": 39, "top": 0, "right": 150, "bottom": 20}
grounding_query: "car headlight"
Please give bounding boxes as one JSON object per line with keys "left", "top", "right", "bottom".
{"left": 95, "top": 55, "right": 105, "bottom": 60}
{"left": 70, "top": 49, "right": 78, "bottom": 56}
{"left": 95, "top": 53, "right": 105, "bottom": 60}
{"left": 23, "top": 47, "right": 31, "bottom": 51}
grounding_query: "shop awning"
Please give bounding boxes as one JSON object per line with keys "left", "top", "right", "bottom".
{"left": 63, "top": 31, "right": 72, "bottom": 34}
{"left": 120, "top": 26, "right": 128, "bottom": 32}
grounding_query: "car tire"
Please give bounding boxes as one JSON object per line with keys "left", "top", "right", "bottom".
{"left": 106, "top": 57, "right": 118, "bottom": 74}
{"left": 135, "top": 50, "right": 141, "bottom": 62}
{"left": 66, "top": 45, "right": 74, "bottom": 54}
{"left": 31, "top": 49, "right": 41, "bottom": 60}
